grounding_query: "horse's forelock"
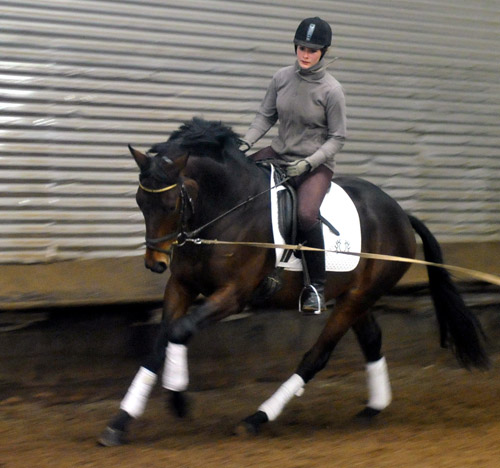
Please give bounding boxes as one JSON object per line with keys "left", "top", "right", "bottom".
{"left": 138, "top": 153, "right": 176, "bottom": 187}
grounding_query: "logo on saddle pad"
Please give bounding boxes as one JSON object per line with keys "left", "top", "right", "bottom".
{"left": 270, "top": 165, "right": 361, "bottom": 272}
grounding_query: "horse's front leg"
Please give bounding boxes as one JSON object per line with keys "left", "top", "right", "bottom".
{"left": 168, "top": 283, "right": 245, "bottom": 345}
{"left": 158, "top": 283, "right": 245, "bottom": 419}
{"left": 98, "top": 277, "right": 196, "bottom": 446}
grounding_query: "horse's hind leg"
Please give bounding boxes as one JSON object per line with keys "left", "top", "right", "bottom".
{"left": 237, "top": 292, "right": 374, "bottom": 434}
{"left": 352, "top": 312, "right": 392, "bottom": 419}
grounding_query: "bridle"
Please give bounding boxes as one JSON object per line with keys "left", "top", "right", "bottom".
{"left": 139, "top": 179, "right": 195, "bottom": 255}
{"left": 139, "top": 172, "right": 291, "bottom": 256}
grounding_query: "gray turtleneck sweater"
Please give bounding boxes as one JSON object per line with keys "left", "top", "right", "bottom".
{"left": 244, "top": 59, "right": 346, "bottom": 173}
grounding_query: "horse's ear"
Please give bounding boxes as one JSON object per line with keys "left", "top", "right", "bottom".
{"left": 172, "top": 153, "right": 190, "bottom": 172}
{"left": 129, "top": 144, "right": 149, "bottom": 170}
{"left": 158, "top": 152, "right": 188, "bottom": 174}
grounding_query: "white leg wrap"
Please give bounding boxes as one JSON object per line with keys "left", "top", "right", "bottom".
{"left": 120, "top": 366, "right": 157, "bottom": 418}
{"left": 162, "top": 342, "right": 189, "bottom": 392}
{"left": 258, "top": 374, "right": 305, "bottom": 421}
{"left": 366, "top": 356, "right": 392, "bottom": 410}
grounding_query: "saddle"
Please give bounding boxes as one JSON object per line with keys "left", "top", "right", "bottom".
{"left": 250, "top": 161, "right": 294, "bottom": 304}
{"left": 250, "top": 162, "right": 362, "bottom": 305}
{"left": 256, "top": 161, "right": 297, "bottom": 246}
{"left": 259, "top": 161, "right": 341, "bottom": 263}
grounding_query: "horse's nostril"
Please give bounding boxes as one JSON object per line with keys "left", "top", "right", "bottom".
{"left": 145, "top": 258, "right": 168, "bottom": 274}
{"left": 151, "top": 261, "right": 167, "bottom": 274}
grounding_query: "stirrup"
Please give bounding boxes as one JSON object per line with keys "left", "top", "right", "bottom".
{"left": 298, "top": 284, "right": 324, "bottom": 315}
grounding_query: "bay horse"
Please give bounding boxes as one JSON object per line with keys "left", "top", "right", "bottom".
{"left": 99, "top": 117, "right": 488, "bottom": 446}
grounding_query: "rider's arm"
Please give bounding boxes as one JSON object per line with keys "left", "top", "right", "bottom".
{"left": 305, "top": 84, "right": 346, "bottom": 171}
{"left": 243, "top": 77, "right": 279, "bottom": 148}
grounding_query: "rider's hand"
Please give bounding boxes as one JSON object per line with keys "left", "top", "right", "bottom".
{"left": 286, "top": 160, "right": 311, "bottom": 177}
{"left": 238, "top": 139, "right": 251, "bottom": 153}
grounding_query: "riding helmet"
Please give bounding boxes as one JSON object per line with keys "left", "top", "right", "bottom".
{"left": 293, "top": 16, "right": 332, "bottom": 49}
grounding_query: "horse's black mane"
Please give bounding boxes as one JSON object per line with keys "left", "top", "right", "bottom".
{"left": 148, "top": 117, "right": 242, "bottom": 160}
{"left": 138, "top": 118, "right": 249, "bottom": 188}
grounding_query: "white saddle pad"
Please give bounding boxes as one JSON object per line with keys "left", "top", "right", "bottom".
{"left": 270, "top": 165, "right": 361, "bottom": 272}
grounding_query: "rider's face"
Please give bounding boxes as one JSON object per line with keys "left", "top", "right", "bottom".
{"left": 296, "top": 46, "right": 322, "bottom": 69}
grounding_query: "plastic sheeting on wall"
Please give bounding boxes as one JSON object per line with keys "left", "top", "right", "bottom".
{"left": 0, "top": 0, "right": 499, "bottom": 263}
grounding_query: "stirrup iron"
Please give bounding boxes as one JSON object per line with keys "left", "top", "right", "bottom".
{"left": 298, "top": 284, "right": 323, "bottom": 315}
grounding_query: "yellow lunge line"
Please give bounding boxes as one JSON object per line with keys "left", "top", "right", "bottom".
{"left": 182, "top": 238, "right": 500, "bottom": 287}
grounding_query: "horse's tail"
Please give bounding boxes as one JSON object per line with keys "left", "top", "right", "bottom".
{"left": 408, "top": 214, "right": 489, "bottom": 369}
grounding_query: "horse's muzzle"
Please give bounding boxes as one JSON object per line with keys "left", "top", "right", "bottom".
{"left": 146, "top": 259, "right": 168, "bottom": 274}
{"left": 144, "top": 247, "right": 170, "bottom": 274}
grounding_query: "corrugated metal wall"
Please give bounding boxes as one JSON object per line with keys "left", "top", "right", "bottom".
{"left": 1, "top": 0, "right": 499, "bottom": 264}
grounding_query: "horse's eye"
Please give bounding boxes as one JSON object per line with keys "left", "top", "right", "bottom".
{"left": 160, "top": 196, "right": 177, "bottom": 213}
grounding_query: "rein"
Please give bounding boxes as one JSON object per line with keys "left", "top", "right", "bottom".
{"left": 142, "top": 174, "right": 291, "bottom": 252}
{"left": 184, "top": 175, "right": 291, "bottom": 240}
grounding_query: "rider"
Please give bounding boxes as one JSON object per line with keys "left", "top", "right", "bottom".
{"left": 241, "top": 16, "right": 347, "bottom": 314}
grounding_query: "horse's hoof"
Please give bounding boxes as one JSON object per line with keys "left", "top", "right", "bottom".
{"left": 169, "top": 391, "right": 189, "bottom": 418}
{"left": 354, "top": 407, "right": 381, "bottom": 424}
{"left": 233, "top": 410, "right": 268, "bottom": 437}
{"left": 97, "top": 426, "right": 127, "bottom": 447}
{"left": 233, "top": 421, "right": 259, "bottom": 437}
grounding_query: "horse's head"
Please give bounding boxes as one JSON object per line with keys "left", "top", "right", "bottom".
{"left": 130, "top": 117, "right": 257, "bottom": 273}
{"left": 130, "top": 144, "right": 196, "bottom": 273}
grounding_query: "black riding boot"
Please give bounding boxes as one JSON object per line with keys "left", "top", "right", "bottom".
{"left": 299, "top": 223, "right": 327, "bottom": 315}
